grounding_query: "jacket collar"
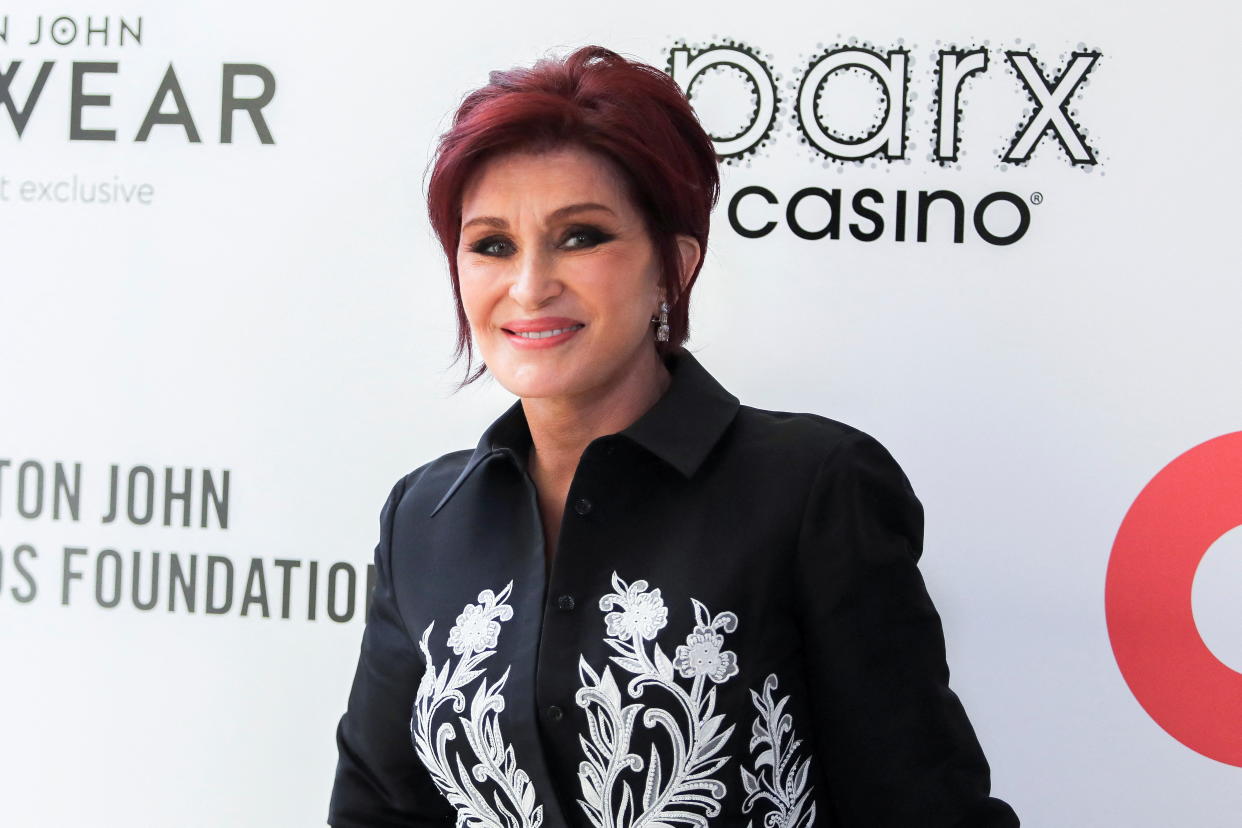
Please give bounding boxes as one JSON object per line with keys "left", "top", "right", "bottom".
{"left": 429, "top": 348, "right": 740, "bottom": 517}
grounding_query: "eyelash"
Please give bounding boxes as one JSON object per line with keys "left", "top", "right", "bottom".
{"left": 467, "top": 226, "right": 614, "bottom": 257}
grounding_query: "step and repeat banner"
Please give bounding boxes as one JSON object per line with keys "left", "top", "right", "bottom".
{"left": 2, "top": 1, "right": 1240, "bottom": 825}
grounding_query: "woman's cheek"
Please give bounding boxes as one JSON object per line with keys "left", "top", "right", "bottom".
{"left": 457, "top": 267, "right": 490, "bottom": 314}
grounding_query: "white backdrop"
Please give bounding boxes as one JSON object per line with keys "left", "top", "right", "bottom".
{"left": 3, "top": 1, "right": 1241, "bottom": 825}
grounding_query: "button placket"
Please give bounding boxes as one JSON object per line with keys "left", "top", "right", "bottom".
{"left": 538, "top": 448, "right": 607, "bottom": 744}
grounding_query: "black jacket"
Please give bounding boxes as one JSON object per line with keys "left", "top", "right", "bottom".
{"left": 329, "top": 348, "right": 1019, "bottom": 828}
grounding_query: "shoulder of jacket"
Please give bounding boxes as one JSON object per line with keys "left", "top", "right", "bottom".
{"left": 731, "top": 404, "right": 881, "bottom": 461}
{"left": 730, "top": 406, "right": 915, "bottom": 496}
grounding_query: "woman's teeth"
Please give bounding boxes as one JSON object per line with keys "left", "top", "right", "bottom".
{"left": 511, "top": 325, "right": 583, "bottom": 339}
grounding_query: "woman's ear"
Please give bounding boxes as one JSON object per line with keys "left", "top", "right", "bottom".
{"left": 674, "top": 233, "right": 702, "bottom": 294}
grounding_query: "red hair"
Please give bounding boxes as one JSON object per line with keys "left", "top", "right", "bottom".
{"left": 425, "top": 45, "right": 721, "bottom": 386}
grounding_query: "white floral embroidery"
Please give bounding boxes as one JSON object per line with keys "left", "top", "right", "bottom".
{"left": 673, "top": 607, "right": 739, "bottom": 684}
{"left": 602, "top": 577, "right": 669, "bottom": 641}
{"left": 448, "top": 601, "right": 504, "bottom": 655}
{"left": 411, "top": 582, "right": 544, "bottom": 828}
{"left": 739, "top": 674, "right": 816, "bottom": 828}
{"left": 411, "top": 574, "right": 817, "bottom": 828}
{"left": 576, "top": 572, "right": 739, "bottom": 828}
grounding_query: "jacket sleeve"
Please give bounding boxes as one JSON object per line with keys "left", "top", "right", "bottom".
{"left": 793, "top": 431, "right": 1019, "bottom": 828}
{"left": 328, "top": 472, "right": 455, "bottom": 827}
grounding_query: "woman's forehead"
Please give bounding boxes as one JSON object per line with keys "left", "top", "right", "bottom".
{"left": 460, "top": 146, "right": 636, "bottom": 219}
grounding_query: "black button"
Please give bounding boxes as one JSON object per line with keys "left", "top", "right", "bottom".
{"left": 546, "top": 704, "right": 564, "bottom": 722}
{"left": 557, "top": 594, "right": 576, "bottom": 611}
{"left": 605, "top": 443, "right": 617, "bottom": 456}
{"left": 574, "top": 497, "right": 593, "bottom": 516}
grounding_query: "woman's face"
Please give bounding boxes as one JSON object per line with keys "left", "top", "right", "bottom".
{"left": 457, "top": 144, "right": 682, "bottom": 402}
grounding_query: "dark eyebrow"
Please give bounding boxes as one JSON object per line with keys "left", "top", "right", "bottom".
{"left": 461, "top": 202, "right": 617, "bottom": 232}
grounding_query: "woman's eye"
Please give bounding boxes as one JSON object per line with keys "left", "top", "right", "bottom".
{"left": 468, "top": 236, "right": 513, "bottom": 257}
{"left": 562, "top": 226, "right": 613, "bottom": 250}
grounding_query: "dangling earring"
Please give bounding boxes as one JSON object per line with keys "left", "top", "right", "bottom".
{"left": 654, "top": 301, "right": 670, "bottom": 342}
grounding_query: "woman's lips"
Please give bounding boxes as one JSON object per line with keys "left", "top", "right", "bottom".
{"left": 501, "top": 322, "right": 585, "bottom": 349}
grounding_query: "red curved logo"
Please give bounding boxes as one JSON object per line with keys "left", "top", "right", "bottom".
{"left": 1105, "top": 431, "right": 1242, "bottom": 766}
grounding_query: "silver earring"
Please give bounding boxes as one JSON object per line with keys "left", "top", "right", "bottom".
{"left": 655, "top": 301, "right": 670, "bottom": 342}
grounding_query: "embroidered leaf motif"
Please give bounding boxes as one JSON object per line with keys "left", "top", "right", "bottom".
{"left": 740, "top": 673, "right": 816, "bottom": 828}
{"left": 576, "top": 571, "right": 740, "bottom": 828}
{"left": 577, "top": 656, "right": 644, "bottom": 828}
{"left": 642, "top": 744, "right": 662, "bottom": 810}
{"left": 411, "top": 581, "right": 543, "bottom": 828}
{"left": 740, "top": 766, "right": 760, "bottom": 797}
{"left": 653, "top": 645, "right": 676, "bottom": 683}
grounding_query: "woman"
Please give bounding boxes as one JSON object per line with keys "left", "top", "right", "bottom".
{"left": 329, "top": 46, "right": 1018, "bottom": 828}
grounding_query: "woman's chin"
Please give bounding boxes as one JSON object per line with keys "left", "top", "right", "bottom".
{"left": 490, "top": 361, "right": 584, "bottom": 401}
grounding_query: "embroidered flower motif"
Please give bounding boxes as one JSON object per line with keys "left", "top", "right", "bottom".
{"left": 577, "top": 572, "right": 740, "bottom": 828}
{"left": 674, "top": 624, "right": 739, "bottom": 683}
{"left": 413, "top": 583, "right": 543, "bottom": 828}
{"left": 447, "top": 600, "right": 504, "bottom": 655}
{"left": 600, "top": 576, "right": 668, "bottom": 641}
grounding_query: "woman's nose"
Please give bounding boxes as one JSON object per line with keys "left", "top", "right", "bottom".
{"left": 508, "top": 249, "right": 562, "bottom": 309}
